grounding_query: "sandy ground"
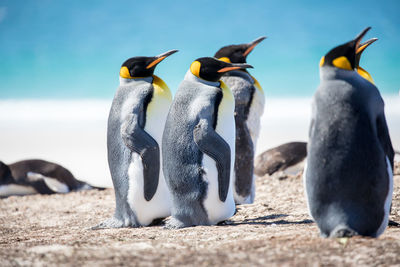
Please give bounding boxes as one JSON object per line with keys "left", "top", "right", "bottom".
{"left": 1, "top": 162, "right": 400, "bottom": 266}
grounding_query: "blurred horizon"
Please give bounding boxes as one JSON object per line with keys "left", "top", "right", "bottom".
{"left": 0, "top": 0, "right": 399, "bottom": 99}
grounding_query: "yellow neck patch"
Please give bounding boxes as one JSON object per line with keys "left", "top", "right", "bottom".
{"left": 251, "top": 75, "right": 263, "bottom": 92}
{"left": 332, "top": 56, "right": 352, "bottom": 71}
{"left": 357, "top": 67, "right": 375, "bottom": 84}
{"left": 219, "top": 80, "right": 234, "bottom": 102}
{"left": 218, "top": 57, "right": 231, "bottom": 63}
{"left": 152, "top": 75, "right": 172, "bottom": 101}
{"left": 190, "top": 61, "right": 201, "bottom": 78}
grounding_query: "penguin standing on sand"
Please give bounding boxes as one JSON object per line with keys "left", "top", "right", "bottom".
{"left": 214, "top": 36, "right": 266, "bottom": 204}
{"left": 162, "top": 57, "right": 253, "bottom": 228}
{"left": 304, "top": 27, "right": 394, "bottom": 238}
{"left": 94, "top": 50, "right": 178, "bottom": 228}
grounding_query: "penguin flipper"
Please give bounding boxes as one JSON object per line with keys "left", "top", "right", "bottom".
{"left": 121, "top": 113, "right": 160, "bottom": 201}
{"left": 193, "top": 119, "right": 231, "bottom": 202}
{"left": 376, "top": 113, "right": 394, "bottom": 169}
{"left": 26, "top": 172, "right": 69, "bottom": 194}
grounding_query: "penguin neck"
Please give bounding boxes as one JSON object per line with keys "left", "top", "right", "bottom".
{"left": 319, "top": 66, "right": 358, "bottom": 81}
{"left": 222, "top": 70, "right": 254, "bottom": 84}
{"left": 119, "top": 76, "right": 153, "bottom": 85}
{"left": 184, "top": 70, "right": 220, "bottom": 87}
{"left": 357, "top": 66, "right": 375, "bottom": 85}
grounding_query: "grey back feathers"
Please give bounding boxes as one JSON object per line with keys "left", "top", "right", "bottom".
{"left": 106, "top": 80, "right": 156, "bottom": 225}
{"left": 305, "top": 67, "right": 394, "bottom": 237}
{"left": 221, "top": 71, "right": 256, "bottom": 200}
{"left": 162, "top": 79, "right": 221, "bottom": 226}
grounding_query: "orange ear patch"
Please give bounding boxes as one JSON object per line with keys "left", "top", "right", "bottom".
{"left": 120, "top": 66, "right": 133, "bottom": 78}
{"left": 332, "top": 56, "right": 352, "bottom": 70}
{"left": 190, "top": 61, "right": 201, "bottom": 77}
{"left": 319, "top": 56, "right": 325, "bottom": 67}
{"left": 218, "top": 57, "right": 231, "bottom": 63}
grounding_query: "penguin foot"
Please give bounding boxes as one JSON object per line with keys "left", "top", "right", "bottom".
{"left": 149, "top": 218, "right": 166, "bottom": 226}
{"left": 164, "top": 217, "right": 188, "bottom": 229}
{"left": 329, "top": 225, "right": 358, "bottom": 238}
{"left": 234, "top": 196, "right": 253, "bottom": 205}
{"left": 91, "top": 217, "right": 125, "bottom": 230}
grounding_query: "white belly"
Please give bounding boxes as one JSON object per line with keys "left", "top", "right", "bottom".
{"left": 0, "top": 184, "right": 37, "bottom": 197}
{"left": 126, "top": 96, "right": 172, "bottom": 226}
{"left": 202, "top": 93, "right": 236, "bottom": 224}
{"left": 302, "top": 161, "right": 314, "bottom": 220}
{"left": 27, "top": 172, "right": 69, "bottom": 193}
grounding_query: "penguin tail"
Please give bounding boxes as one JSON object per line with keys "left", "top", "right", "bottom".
{"left": 329, "top": 225, "right": 358, "bottom": 238}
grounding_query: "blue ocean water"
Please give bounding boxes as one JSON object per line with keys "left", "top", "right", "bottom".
{"left": 0, "top": 1, "right": 399, "bottom": 99}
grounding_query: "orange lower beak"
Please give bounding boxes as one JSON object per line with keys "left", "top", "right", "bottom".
{"left": 217, "top": 66, "right": 243, "bottom": 73}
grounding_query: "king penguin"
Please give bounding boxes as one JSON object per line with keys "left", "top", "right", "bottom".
{"left": 94, "top": 49, "right": 178, "bottom": 228}
{"left": 304, "top": 27, "right": 394, "bottom": 238}
{"left": 0, "top": 159, "right": 103, "bottom": 197}
{"left": 214, "top": 36, "right": 266, "bottom": 204}
{"left": 162, "top": 57, "right": 253, "bottom": 228}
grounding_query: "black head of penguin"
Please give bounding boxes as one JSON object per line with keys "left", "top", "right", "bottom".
{"left": 320, "top": 27, "right": 372, "bottom": 71}
{"left": 0, "top": 161, "right": 13, "bottom": 184}
{"left": 189, "top": 57, "right": 253, "bottom": 82}
{"left": 119, "top": 49, "right": 178, "bottom": 79}
{"left": 214, "top": 36, "right": 266, "bottom": 64}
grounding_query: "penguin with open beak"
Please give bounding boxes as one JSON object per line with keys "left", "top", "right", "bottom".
{"left": 214, "top": 36, "right": 266, "bottom": 204}
{"left": 162, "top": 57, "right": 253, "bottom": 228}
{"left": 304, "top": 27, "right": 394, "bottom": 238}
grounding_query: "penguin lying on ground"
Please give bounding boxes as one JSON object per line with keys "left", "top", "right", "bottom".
{"left": 304, "top": 27, "right": 394, "bottom": 238}
{"left": 0, "top": 159, "right": 103, "bottom": 198}
{"left": 162, "top": 57, "right": 253, "bottom": 228}
{"left": 254, "top": 142, "right": 307, "bottom": 177}
{"left": 214, "top": 36, "right": 266, "bottom": 204}
{"left": 94, "top": 50, "right": 178, "bottom": 229}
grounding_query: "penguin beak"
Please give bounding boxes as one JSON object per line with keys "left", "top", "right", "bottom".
{"left": 353, "top": 27, "right": 371, "bottom": 50}
{"left": 218, "top": 63, "right": 253, "bottom": 73}
{"left": 146, "top": 49, "right": 179, "bottom": 69}
{"left": 356, "top": 38, "right": 378, "bottom": 55}
{"left": 243, "top": 36, "right": 267, "bottom": 57}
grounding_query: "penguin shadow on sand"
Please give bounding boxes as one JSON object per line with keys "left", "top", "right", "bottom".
{"left": 220, "top": 212, "right": 313, "bottom": 227}
{"left": 254, "top": 141, "right": 400, "bottom": 229}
